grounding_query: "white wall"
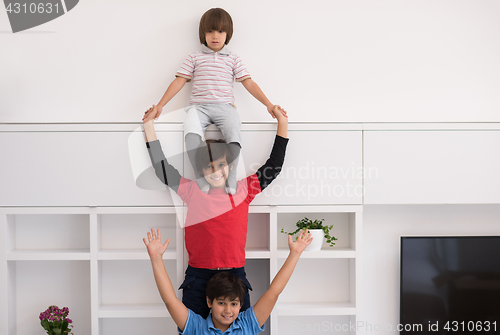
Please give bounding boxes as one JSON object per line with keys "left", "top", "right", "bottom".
{"left": 362, "top": 205, "right": 500, "bottom": 334}
{"left": 2, "top": 0, "right": 500, "bottom": 123}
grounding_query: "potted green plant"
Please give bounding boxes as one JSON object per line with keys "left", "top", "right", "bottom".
{"left": 281, "top": 217, "right": 337, "bottom": 251}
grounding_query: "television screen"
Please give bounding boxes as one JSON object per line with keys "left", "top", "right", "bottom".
{"left": 400, "top": 236, "right": 500, "bottom": 334}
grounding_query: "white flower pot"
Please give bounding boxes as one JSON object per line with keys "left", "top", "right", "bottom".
{"left": 305, "top": 229, "right": 324, "bottom": 251}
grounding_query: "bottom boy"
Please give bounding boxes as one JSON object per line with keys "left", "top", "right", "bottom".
{"left": 143, "top": 228, "right": 313, "bottom": 334}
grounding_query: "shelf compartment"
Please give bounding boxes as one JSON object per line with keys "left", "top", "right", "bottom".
{"left": 8, "top": 260, "right": 91, "bottom": 335}
{"left": 245, "top": 259, "right": 270, "bottom": 335}
{"left": 98, "top": 304, "right": 168, "bottom": 318}
{"left": 245, "top": 259, "right": 270, "bottom": 307}
{"left": 99, "top": 260, "right": 177, "bottom": 306}
{"left": 277, "top": 212, "right": 356, "bottom": 251}
{"left": 278, "top": 258, "right": 353, "bottom": 305}
{"left": 98, "top": 214, "right": 178, "bottom": 253}
{"left": 245, "top": 213, "right": 270, "bottom": 253}
{"left": 6, "top": 214, "right": 90, "bottom": 253}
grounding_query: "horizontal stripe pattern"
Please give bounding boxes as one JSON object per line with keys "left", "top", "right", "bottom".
{"left": 176, "top": 48, "right": 251, "bottom": 104}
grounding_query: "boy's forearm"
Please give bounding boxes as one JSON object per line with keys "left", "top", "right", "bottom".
{"left": 150, "top": 257, "right": 177, "bottom": 304}
{"left": 276, "top": 118, "right": 288, "bottom": 138}
{"left": 150, "top": 256, "right": 189, "bottom": 329}
{"left": 143, "top": 120, "right": 157, "bottom": 142}
{"left": 157, "top": 77, "right": 187, "bottom": 108}
{"left": 268, "top": 250, "right": 301, "bottom": 296}
{"left": 242, "top": 79, "right": 273, "bottom": 108}
{"left": 253, "top": 249, "right": 301, "bottom": 326}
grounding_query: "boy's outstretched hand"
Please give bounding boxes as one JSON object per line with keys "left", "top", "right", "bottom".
{"left": 143, "top": 104, "right": 161, "bottom": 123}
{"left": 288, "top": 229, "right": 313, "bottom": 254}
{"left": 143, "top": 228, "right": 170, "bottom": 259}
{"left": 268, "top": 104, "right": 288, "bottom": 119}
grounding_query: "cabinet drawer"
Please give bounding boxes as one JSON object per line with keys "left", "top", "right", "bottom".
{"left": 0, "top": 131, "right": 183, "bottom": 206}
{"left": 241, "top": 130, "right": 363, "bottom": 205}
{"left": 364, "top": 131, "right": 500, "bottom": 204}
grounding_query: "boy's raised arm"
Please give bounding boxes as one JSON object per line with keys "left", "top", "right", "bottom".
{"left": 253, "top": 230, "right": 312, "bottom": 327}
{"left": 143, "top": 229, "right": 189, "bottom": 331}
{"left": 255, "top": 107, "right": 289, "bottom": 191}
{"left": 143, "top": 117, "right": 182, "bottom": 191}
{"left": 143, "top": 117, "right": 157, "bottom": 142}
{"left": 274, "top": 106, "right": 288, "bottom": 138}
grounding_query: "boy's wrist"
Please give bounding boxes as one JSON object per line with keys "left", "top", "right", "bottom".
{"left": 289, "top": 249, "right": 302, "bottom": 256}
{"left": 150, "top": 254, "right": 163, "bottom": 262}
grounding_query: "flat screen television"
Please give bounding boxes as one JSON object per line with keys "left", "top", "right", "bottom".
{"left": 400, "top": 236, "right": 500, "bottom": 334}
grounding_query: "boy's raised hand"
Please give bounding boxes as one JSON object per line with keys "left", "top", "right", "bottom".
{"left": 288, "top": 229, "right": 313, "bottom": 254}
{"left": 274, "top": 105, "right": 288, "bottom": 122}
{"left": 274, "top": 105, "right": 288, "bottom": 138}
{"left": 143, "top": 228, "right": 170, "bottom": 259}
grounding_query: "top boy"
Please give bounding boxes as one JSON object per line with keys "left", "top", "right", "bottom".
{"left": 144, "top": 8, "right": 286, "bottom": 194}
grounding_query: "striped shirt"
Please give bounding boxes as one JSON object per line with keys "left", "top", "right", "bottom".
{"left": 176, "top": 45, "right": 251, "bottom": 104}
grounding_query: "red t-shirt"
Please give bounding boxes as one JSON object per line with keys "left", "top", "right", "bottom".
{"left": 176, "top": 174, "right": 262, "bottom": 269}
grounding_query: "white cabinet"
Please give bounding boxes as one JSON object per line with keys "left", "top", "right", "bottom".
{"left": 0, "top": 130, "right": 184, "bottom": 207}
{"left": 0, "top": 125, "right": 362, "bottom": 206}
{"left": 0, "top": 123, "right": 363, "bottom": 334}
{"left": 363, "top": 130, "right": 500, "bottom": 204}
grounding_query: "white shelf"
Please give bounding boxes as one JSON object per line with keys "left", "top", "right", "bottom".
{"left": 98, "top": 304, "right": 169, "bottom": 318}
{"left": 7, "top": 249, "right": 91, "bottom": 261}
{"left": 245, "top": 248, "right": 271, "bottom": 259}
{"left": 277, "top": 248, "right": 355, "bottom": 259}
{"left": 97, "top": 250, "right": 177, "bottom": 260}
{"left": 276, "top": 302, "right": 356, "bottom": 316}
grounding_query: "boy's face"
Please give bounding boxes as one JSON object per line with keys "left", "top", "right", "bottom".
{"left": 202, "top": 155, "right": 232, "bottom": 188}
{"left": 207, "top": 296, "right": 241, "bottom": 331}
{"left": 205, "top": 30, "right": 227, "bottom": 52}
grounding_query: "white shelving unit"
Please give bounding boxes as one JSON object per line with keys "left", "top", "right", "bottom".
{"left": 0, "top": 205, "right": 361, "bottom": 335}
{"left": 0, "top": 207, "right": 184, "bottom": 335}
{"left": 0, "top": 122, "right": 363, "bottom": 335}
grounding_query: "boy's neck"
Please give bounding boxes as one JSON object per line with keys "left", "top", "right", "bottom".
{"left": 204, "top": 44, "right": 225, "bottom": 53}
{"left": 211, "top": 314, "right": 231, "bottom": 332}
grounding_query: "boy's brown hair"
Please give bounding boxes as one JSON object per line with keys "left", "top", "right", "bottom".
{"left": 195, "top": 139, "right": 234, "bottom": 175}
{"left": 199, "top": 8, "right": 233, "bottom": 46}
{"left": 206, "top": 271, "right": 245, "bottom": 305}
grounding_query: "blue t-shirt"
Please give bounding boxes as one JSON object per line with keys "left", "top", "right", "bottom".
{"left": 178, "top": 306, "right": 265, "bottom": 335}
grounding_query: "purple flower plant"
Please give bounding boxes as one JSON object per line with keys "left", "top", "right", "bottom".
{"left": 39, "top": 305, "right": 74, "bottom": 335}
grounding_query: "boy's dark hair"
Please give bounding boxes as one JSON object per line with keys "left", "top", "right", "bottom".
{"left": 195, "top": 139, "right": 234, "bottom": 174}
{"left": 199, "top": 8, "right": 233, "bottom": 46}
{"left": 206, "top": 272, "right": 245, "bottom": 305}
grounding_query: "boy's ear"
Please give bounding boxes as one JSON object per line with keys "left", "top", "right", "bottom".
{"left": 206, "top": 296, "right": 212, "bottom": 308}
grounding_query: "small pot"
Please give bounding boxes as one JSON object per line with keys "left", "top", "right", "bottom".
{"left": 304, "top": 229, "right": 324, "bottom": 251}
